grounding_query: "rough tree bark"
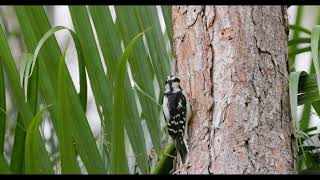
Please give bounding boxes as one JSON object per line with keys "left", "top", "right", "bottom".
{"left": 173, "top": 6, "right": 296, "bottom": 174}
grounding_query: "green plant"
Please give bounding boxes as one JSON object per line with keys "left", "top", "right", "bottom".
{"left": 288, "top": 7, "right": 320, "bottom": 173}
{"left": 0, "top": 6, "right": 175, "bottom": 174}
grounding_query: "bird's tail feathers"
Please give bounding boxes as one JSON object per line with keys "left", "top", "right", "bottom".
{"left": 175, "top": 139, "right": 188, "bottom": 164}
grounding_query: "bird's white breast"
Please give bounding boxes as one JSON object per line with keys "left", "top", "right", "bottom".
{"left": 162, "top": 96, "right": 170, "bottom": 122}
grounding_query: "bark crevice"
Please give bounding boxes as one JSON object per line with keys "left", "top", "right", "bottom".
{"left": 204, "top": 6, "right": 216, "bottom": 175}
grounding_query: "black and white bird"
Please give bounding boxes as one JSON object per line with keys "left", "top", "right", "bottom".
{"left": 162, "top": 75, "right": 191, "bottom": 164}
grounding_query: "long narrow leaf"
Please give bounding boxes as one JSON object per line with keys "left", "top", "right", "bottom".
{"left": 161, "top": 6, "right": 173, "bottom": 47}
{"left": 89, "top": 6, "right": 149, "bottom": 173}
{"left": 289, "top": 71, "right": 309, "bottom": 163}
{"left": 0, "top": 24, "right": 33, "bottom": 128}
{"left": 0, "top": 155, "right": 10, "bottom": 174}
{"left": 0, "top": 23, "right": 34, "bottom": 174}
{"left": 0, "top": 61, "right": 5, "bottom": 154}
{"left": 289, "top": 46, "right": 311, "bottom": 58}
{"left": 87, "top": 6, "right": 119, "bottom": 79}
{"left": 289, "top": 71, "right": 308, "bottom": 133}
{"left": 298, "top": 73, "right": 317, "bottom": 93}
{"left": 300, "top": 103, "right": 311, "bottom": 131}
{"left": 289, "top": 24, "right": 311, "bottom": 35}
{"left": 111, "top": 30, "right": 146, "bottom": 174}
{"left": 115, "top": 6, "right": 162, "bottom": 154}
{"left": 57, "top": 48, "right": 81, "bottom": 173}
{"left": 15, "top": 6, "right": 105, "bottom": 173}
{"left": 311, "top": 25, "right": 320, "bottom": 94}
{"left": 298, "top": 91, "right": 320, "bottom": 105}
{"left": 31, "top": 25, "right": 87, "bottom": 110}
{"left": 288, "top": 38, "right": 311, "bottom": 46}
{"left": 288, "top": 6, "right": 304, "bottom": 70}
{"left": 312, "top": 101, "right": 320, "bottom": 119}
{"left": 136, "top": 6, "right": 171, "bottom": 96}
{"left": 24, "top": 106, "right": 54, "bottom": 174}
{"left": 11, "top": 52, "right": 39, "bottom": 173}
{"left": 10, "top": 116, "right": 25, "bottom": 173}
{"left": 68, "top": 7, "right": 113, "bottom": 159}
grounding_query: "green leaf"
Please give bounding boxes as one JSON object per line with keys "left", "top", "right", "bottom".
{"left": 298, "top": 91, "right": 320, "bottom": 105}
{"left": 295, "top": 73, "right": 320, "bottom": 106}
{"left": 299, "top": 14, "right": 320, "bottom": 136}
{"left": 87, "top": 6, "right": 120, "bottom": 80}
{"left": 311, "top": 25, "right": 320, "bottom": 95}
{"left": 303, "top": 126, "right": 317, "bottom": 134}
{"left": 15, "top": 6, "right": 60, "bottom": 128}
{"left": 15, "top": 6, "right": 105, "bottom": 173}
{"left": 57, "top": 47, "right": 81, "bottom": 173}
{"left": 288, "top": 38, "right": 310, "bottom": 46}
{"left": 68, "top": 6, "right": 113, "bottom": 158}
{"left": 135, "top": 6, "right": 171, "bottom": 97}
{"left": 31, "top": 25, "right": 87, "bottom": 111}
{"left": 111, "top": 29, "right": 147, "bottom": 174}
{"left": 289, "top": 24, "right": 311, "bottom": 35}
{"left": 10, "top": 116, "right": 25, "bottom": 173}
{"left": 115, "top": 6, "right": 162, "bottom": 154}
{"left": 0, "top": 61, "right": 5, "bottom": 154}
{"left": 312, "top": 101, "right": 320, "bottom": 118}
{"left": 0, "top": 155, "right": 10, "bottom": 174}
{"left": 12, "top": 52, "right": 39, "bottom": 174}
{"left": 289, "top": 46, "right": 311, "bottom": 58}
{"left": 298, "top": 73, "right": 317, "bottom": 93}
{"left": 0, "top": 22, "right": 33, "bottom": 128}
{"left": 11, "top": 53, "right": 38, "bottom": 173}
{"left": 0, "top": 22, "right": 34, "bottom": 174}
{"left": 289, "top": 71, "right": 308, "bottom": 134}
{"left": 24, "top": 106, "right": 54, "bottom": 174}
{"left": 288, "top": 6, "right": 304, "bottom": 69}
{"left": 14, "top": 8, "right": 60, "bottom": 174}
{"left": 298, "top": 153, "right": 311, "bottom": 172}
{"left": 19, "top": 54, "right": 34, "bottom": 103}
{"left": 161, "top": 6, "right": 173, "bottom": 47}
{"left": 89, "top": 6, "right": 149, "bottom": 173}
{"left": 300, "top": 103, "right": 311, "bottom": 131}
{"left": 151, "top": 143, "right": 175, "bottom": 174}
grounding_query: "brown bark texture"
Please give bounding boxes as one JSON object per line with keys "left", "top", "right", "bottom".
{"left": 173, "top": 6, "right": 296, "bottom": 174}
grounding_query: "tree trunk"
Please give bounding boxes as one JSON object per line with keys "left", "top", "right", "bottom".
{"left": 172, "top": 5, "right": 296, "bottom": 174}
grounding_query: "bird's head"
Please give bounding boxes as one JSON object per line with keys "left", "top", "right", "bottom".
{"left": 164, "top": 75, "right": 182, "bottom": 94}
